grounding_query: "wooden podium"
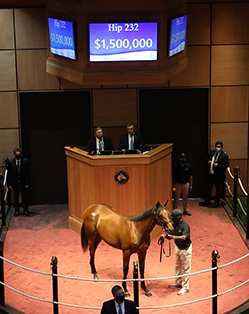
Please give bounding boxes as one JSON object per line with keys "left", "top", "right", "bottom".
{"left": 65, "top": 144, "right": 173, "bottom": 237}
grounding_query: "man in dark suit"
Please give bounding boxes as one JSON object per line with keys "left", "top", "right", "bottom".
{"left": 118, "top": 121, "right": 145, "bottom": 153}
{"left": 101, "top": 285, "right": 136, "bottom": 314}
{"left": 199, "top": 141, "right": 229, "bottom": 208}
{"left": 7, "top": 148, "right": 30, "bottom": 217}
{"left": 87, "top": 127, "right": 114, "bottom": 155}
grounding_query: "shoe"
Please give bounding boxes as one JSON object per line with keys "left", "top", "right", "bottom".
{"left": 14, "top": 211, "right": 19, "bottom": 217}
{"left": 183, "top": 210, "right": 192, "bottom": 216}
{"left": 199, "top": 201, "right": 210, "bottom": 206}
{"left": 24, "top": 210, "right": 30, "bottom": 217}
{"left": 213, "top": 203, "right": 219, "bottom": 208}
{"left": 177, "top": 288, "right": 190, "bottom": 296}
{"left": 168, "top": 282, "right": 182, "bottom": 289}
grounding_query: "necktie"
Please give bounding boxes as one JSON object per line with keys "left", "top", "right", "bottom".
{"left": 17, "top": 160, "right": 21, "bottom": 173}
{"left": 130, "top": 135, "right": 134, "bottom": 150}
{"left": 118, "top": 304, "right": 122, "bottom": 314}
{"left": 99, "top": 140, "right": 103, "bottom": 152}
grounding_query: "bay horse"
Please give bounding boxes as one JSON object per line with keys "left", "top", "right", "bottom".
{"left": 81, "top": 201, "right": 173, "bottom": 296}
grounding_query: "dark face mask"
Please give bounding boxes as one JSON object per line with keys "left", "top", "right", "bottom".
{"left": 15, "top": 154, "right": 21, "bottom": 160}
{"left": 116, "top": 295, "right": 125, "bottom": 303}
{"left": 172, "top": 217, "right": 181, "bottom": 225}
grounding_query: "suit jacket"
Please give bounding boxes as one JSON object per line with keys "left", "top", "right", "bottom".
{"left": 87, "top": 136, "right": 114, "bottom": 154}
{"left": 118, "top": 133, "right": 145, "bottom": 152}
{"left": 7, "top": 157, "right": 29, "bottom": 190}
{"left": 207, "top": 150, "right": 229, "bottom": 181}
{"left": 101, "top": 299, "right": 136, "bottom": 314}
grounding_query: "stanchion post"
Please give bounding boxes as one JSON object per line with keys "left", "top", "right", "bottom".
{"left": 133, "top": 261, "right": 139, "bottom": 314}
{"left": 0, "top": 174, "right": 6, "bottom": 227}
{"left": 246, "top": 191, "right": 249, "bottom": 240}
{"left": 212, "top": 250, "right": 219, "bottom": 314}
{"left": 233, "top": 167, "right": 240, "bottom": 218}
{"left": 0, "top": 240, "right": 4, "bottom": 306}
{"left": 51, "top": 256, "right": 58, "bottom": 314}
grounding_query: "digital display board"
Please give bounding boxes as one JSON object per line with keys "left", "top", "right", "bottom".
{"left": 48, "top": 18, "right": 76, "bottom": 60}
{"left": 89, "top": 22, "right": 157, "bottom": 62}
{"left": 169, "top": 15, "right": 187, "bottom": 57}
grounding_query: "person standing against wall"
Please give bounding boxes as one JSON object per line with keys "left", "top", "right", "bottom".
{"left": 172, "top": 153, "right": 193, "bottom": 216}
{"left": 7, "top": 148, "right": 30, "bottom": 217}
{"left": 199, "top": 141, "right": 229, "bottom": 208}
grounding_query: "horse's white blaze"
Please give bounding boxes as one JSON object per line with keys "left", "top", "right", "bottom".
{"left": 91, "top": 212, "right": 96, "bottom": 216}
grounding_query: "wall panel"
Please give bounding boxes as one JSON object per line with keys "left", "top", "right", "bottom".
{"left": 187, "top": 4, "right": 210, "bottom": 45}
{"left": 0, "top": 92, "right": 18, "bottom": 128}
{"left": 170, "top": 46, "right": 210, "bottom": 87}
{"left": 93, "top": 89, "right": 137, "bottom": 127}
{"left": 212, "top": 3, "right": 249, "bottom": 45}
{"left": 15, "top": 8, "right": 47, "bottom": 49}
{"left": 211, "top": 87, "right": 248, "bottom": 123}
{"left": 0, "top": 9, "right": 14, "bottom": 49}
{"left": 0, "top": 129, "right": 19, "bottom": 164}
{"left": 17, "top": 50, "right": 59, "bottom": 90}
{"left": 211, "top": 46, "right": 249, "bottom": 86}
{"left": 0, "top": 51, "right": 16, "bottom": 91}
{"left": 211, "top": 123, "right": 248, "bottom": 159}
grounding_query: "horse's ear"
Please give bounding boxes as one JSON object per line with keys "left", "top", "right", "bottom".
{"left": 156, "top": 201, "right": 160, "bottom": 208}
{"left": 164, "top": 200, "right": 169, "bottom": 207}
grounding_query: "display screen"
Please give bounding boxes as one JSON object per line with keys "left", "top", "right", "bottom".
{"left": 169, "top": 15, "right": 187, "bottom": 57}
{"left": 89, "top": 22, "right": 157, "bottom": 62}
{"left": 48, "top": 18, "right": 76, "bottom": 60}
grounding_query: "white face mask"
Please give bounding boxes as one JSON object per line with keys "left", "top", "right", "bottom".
{"left": 215, "top": 147, "right": 221, "bottom": 152}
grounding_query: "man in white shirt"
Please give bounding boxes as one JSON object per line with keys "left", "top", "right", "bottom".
{"left": 199, "top": 141, "right": 229, "bottom": 208}
{"left": 87, "top": 127, "right": 114, "bottom": 155}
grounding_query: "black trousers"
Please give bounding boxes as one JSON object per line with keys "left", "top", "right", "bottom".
{"left": 204, "top": 174, "right": 224, "bottom": 203}
{"left": 13, "top": 188, "right": 28, "bottom": 211}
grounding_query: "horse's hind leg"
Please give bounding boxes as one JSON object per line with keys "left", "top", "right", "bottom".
{"left": 138, "top": 251, "right": 152, "bottom": 297}
{"left": 89, "top": 233, "right": 102, "bottom": 280}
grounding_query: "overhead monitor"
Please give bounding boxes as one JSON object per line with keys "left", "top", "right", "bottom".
{"left": 48, "top": 17, "right": 76, "bottom": 60}
{"left": 89, "top": 22, "right": 158, "bottom": 62}
{"left": 169, "top": 15, "right": 187, "bottom": 57}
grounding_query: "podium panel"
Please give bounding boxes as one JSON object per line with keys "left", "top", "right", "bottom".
{"left": 65, "top": 144, "right": 173, "bottom": 238}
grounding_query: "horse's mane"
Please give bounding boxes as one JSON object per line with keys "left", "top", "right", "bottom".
{"left": 100, "top": 203, "right": 116, "bottom": 212}
{"left": 127, "top": 205, "right": 155, "bottom": 221}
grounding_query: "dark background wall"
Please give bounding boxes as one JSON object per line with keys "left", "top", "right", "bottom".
{"left": 0, "top": 3, "right": 248, "bottom": 203}
{"left": 139, "top": 88, "right": 208, "bottom": 198}
{"left": 20, "top": 91, "right": 91, "bottom": 204}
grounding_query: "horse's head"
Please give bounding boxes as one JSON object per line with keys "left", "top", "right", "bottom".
{"left": 154, "top": 201, "right": 173, "bottom": 233}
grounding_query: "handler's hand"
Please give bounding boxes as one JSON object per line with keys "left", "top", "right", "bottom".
{"left": 166, "top": 234, "right": 174, "bottom": 240}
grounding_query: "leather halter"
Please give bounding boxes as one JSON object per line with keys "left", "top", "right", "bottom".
{"left": 153, "top": 206, "right": 171, "bottom": 231}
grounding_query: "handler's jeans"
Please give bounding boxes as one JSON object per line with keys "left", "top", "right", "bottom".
{"left": 173, "top": 182, "right": 190, "bottom": 211}
{"left": 174, "top": 243, "right": 192, "bottom": 290}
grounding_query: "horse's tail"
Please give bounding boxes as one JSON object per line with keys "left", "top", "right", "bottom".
{"left": 81, "top": 223, "right": 88, "bottom": 252}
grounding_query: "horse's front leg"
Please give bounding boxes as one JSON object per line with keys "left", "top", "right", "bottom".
{"left": 122, "top": 250, "right": 131, "bottom": 297}
{"left": 138, "top": 251, "right": 152, "bottom": 297}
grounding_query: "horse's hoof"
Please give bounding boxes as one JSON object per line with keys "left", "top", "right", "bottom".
{"left": 93, "top": 274, "right": 99, "bottom": 280}
{"left": 124, "top": 291, "right": 130, "bottom": 297}
{"left": 145, "top": 291, "right": 152, "bottom": 297}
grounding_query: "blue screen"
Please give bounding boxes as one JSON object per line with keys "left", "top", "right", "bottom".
{"left": 89, "top": 22, "right": 157, "bottom": 62}
{"left": 48, "top": 18, "right": 76, "bottom": 60}
{"left": 169, "top": 15, "right": 187, "bottom": 57}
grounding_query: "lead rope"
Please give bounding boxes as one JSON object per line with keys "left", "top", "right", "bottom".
{"left": 158, "top": 235, "right": 171, "bottom": 262}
